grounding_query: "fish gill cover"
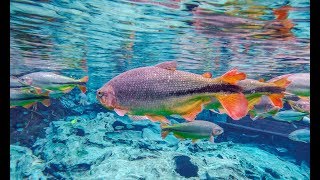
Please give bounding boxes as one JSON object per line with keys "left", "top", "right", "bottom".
{"left": 10, "top": 0, "right": 309, "bottom": 179}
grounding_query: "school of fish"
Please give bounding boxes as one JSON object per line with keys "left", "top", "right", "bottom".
{"left": 10, "top": 61, "right": 309, "bottom": 143}
{"left": 96, "top": 61, "right": 310, "bottom": 143}
{"left": 10, "top": 73, "right": 88, "bottom": 109}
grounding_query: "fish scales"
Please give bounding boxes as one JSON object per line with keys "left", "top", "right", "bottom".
{"left": 109, "top": 66, "right": 241, "bottom": 105}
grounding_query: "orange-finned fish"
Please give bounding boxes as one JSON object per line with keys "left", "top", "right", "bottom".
{"left": 238, "top": 76, "right": 291, "bottom": 110}
{"left": 160, "top": 120, "right": 224, "bottom": 143}
{"left": 288, "top": 97, "right": 310, "bottom": 113}
{"left": 19, "top": 72, "right": 88, "bottom": 94}
{"left": 205, "top": 76, "right": 291, "bottom": 115}
{"left": 10, "top": 88, "right": 51, "bottom": 109}
{"left": 267, "top": 73, "right": 309, "bottom": 97}
{"left": 97, "top": 61, "right": 248, "bottom": 123}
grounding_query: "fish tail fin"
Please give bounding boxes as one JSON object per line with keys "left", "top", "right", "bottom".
{"left": 269, "top": 75, "right": 291, "bottom": 88}
{"left": 218, "top": 68, "right": 246, "bottom": 85}
{"left": 215, "top": 93, "right": 248, "bottom": 120}
{"left": 160, "top": 123, "right": 170, "bottom": 139}
{"left": 79, "top": 76, "right": 89, "bottom": 83}
{"left": 273, "top": 5, "right": 293, "bottom": 20}
{"left": 78, "top": 85, "right": 87, "bottom": 93}
{"left": 78, "top": 76, "right": 88, "bottom": 93}
{"left": 268, "top": 93, "right": 285, "bottom": 108}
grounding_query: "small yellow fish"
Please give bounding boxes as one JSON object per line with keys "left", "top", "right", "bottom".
{"left": 71, "top": 119, "right": 78, "bottom": 124}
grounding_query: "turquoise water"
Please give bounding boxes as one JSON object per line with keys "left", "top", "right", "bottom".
{"left": 10, "top": 0, "right": 310, "bottom": 179}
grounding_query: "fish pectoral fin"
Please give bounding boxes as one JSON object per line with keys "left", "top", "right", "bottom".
{"left": 218, "top": 68, "right": 246, "bottom": 85}
{"left": 202, "top": 72, "right": 212, "bottom": 78}
{"left": 268, "top": 93, "right": 285, "bottom": 108}
{"left": 60, "top": 86, "right": 74, "bottom": 93}
{"left": 209, "top": 136, "right": 215, "bottom": 143}
{"left": 181, "top": 104, "right": 203, "bottom": 121}
{"left": 78, "top": 85, "right": 87, "bottom": 93}
{"left": 128, "top": 115, "right": 148, "bottom": 121}
{"left": 145, "top": 115, "right": 170, "bottom": 124}
{"left": 155, "top": 61, "right": 177, "bottom": 71}
{"left": 249, "top": 110, "right": 257, "bottom": 120}
{"left": 247, "top": 95, "right": 262, "bottom": 111}
{"left": 23, "top": 102, "right": 36, "bottom": 109}
{"left": 114, "top": 108, "right": 128, "bottom": 116}
{"left": 41, "top": 99, "right": 51, "bottom": 107}
{"left": 34, "top": 87, "right": 43, "bottom": 94}
{"left": 161, "top": 130, "right": 170, "bottom": 139}
{"left": 191, "top": 139, "right": 198, "bottom": 144}
{"left": 216, "top": 93, "right": 248, "bottom": 120}
{"left": 173, "top": 133, "right": 184, "bottom": 140}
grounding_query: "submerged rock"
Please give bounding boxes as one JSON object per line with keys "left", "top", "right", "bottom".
{"left": 10, "top": 145, "right": 46, "bottom": 179}
{"left": 10, "top": 111, "right": 309, "bottom": 179}
{"left": 174, "top": 155, "right": 198, "bottom": 178}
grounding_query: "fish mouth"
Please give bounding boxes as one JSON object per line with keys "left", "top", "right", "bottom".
{"left": 96, "top": 86, "right": 116, "bottom": 109}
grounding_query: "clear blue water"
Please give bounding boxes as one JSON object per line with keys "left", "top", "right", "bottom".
{"left": 10, "top": 0, "right": 310, "bottom": 179}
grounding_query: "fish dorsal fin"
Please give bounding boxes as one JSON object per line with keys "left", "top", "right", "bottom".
{"left": 218, "top": 68, "right": 246, "bottom": 85}
{"left": 155, "top": 61, "right": 177, "bottom": 71}
{"left": 202, "top": 72, "right": 212, "bottom": 78}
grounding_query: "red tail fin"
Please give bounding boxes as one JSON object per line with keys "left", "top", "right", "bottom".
{"left": 78, "top": 85, "right": 87, "bottom": 93}
{"left": 215, "top": 93, "right": 248, "bottom": 120}
{"left": 80, "top": 76, "right": 89, "bottom": 83}
{"left": 219, "top": 68, "right": 246, "bottom": 85}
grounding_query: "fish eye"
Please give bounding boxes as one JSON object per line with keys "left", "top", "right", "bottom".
{"left": 97, "top": 90, "right": 103, "bottom": 97}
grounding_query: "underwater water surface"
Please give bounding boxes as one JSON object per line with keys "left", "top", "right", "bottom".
{"left": 10, "top": 0, "right": 310, "bottom": 179}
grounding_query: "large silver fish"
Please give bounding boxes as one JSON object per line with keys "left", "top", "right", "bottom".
{"left": 288, "top": 129, "right": 310, "bottom": 143}
{"left": 97, "top": 61, "right": 248, "bottom": 123}
{"left": 19, "top": 72, "right": 88, "bottom": 94}
{"left": 10, "top": 88, "right": 51, "bottom": 108}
